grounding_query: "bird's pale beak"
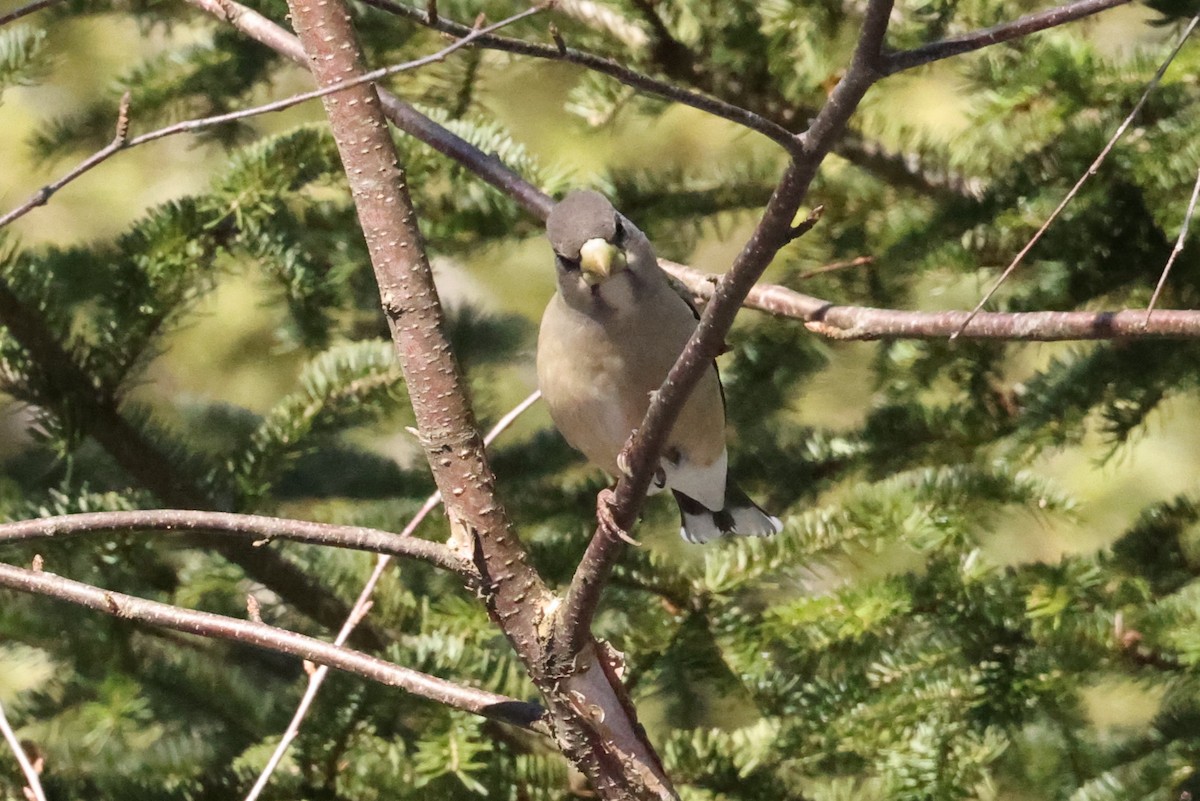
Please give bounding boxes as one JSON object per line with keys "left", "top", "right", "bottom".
{"left": 579, "top": 238, "right": 627, "bottom": 286}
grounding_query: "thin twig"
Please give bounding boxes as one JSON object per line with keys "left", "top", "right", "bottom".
{"left": 0, "top": 562, "right": 549, "bottom": 731}
{"left": 0, "top": 4, "right": 544, "bottom": 231}
{"left": 0, "top": 698, "right": 46, "bottom": 801}
{"left": 242, "top": 391, "right": 541, "bottom": 800}
{"left": 884, "top": 0, "right": 1131, "bottom": 74}
{"left": 1147, "top": 165, "right": 1200, "bottom": 321}
{"left": 955, "top": 11, "right": 1200, "bottom": 337}
{"left": 792, "top": 255, "right": 874, "bottom": 281}
{"left": 0, "top": 509, "right": 470, "bottom": 576}
{"left": 0, "top": 0, "right": 60, "bottom": 27}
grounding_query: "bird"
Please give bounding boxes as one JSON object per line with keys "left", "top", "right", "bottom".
{"left": 536, "top": 189, "right": 783, "bottom": 544}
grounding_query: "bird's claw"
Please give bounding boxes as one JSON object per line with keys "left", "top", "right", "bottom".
{"left": 597, "top": 488, "right": 640, "bottom": 546}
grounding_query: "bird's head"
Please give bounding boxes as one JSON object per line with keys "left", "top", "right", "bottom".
{"left": 546, "top": 190, "right": 657, "bottom": 310}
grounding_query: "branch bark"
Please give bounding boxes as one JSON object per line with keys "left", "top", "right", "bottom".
{"left": 0, "top": 562, "right": 547, "bottom": 731}
{"left": 883, "top": 0, "right": 1131, "bottom": 75}
{"left": 0, "top": 510, "right": 469, "bottom": 576}
{"left": 178, "top": 0, "right": 1200, "bottom": 343}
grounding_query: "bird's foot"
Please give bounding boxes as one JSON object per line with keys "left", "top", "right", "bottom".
{"left": 616, "top": 443, "right": 634, "bottom": 478}
{"left": 597, "top": 487, "right": 640, "bottom": 546}
{"left": 617, "top": 438, "right": 667, "bottom": 489}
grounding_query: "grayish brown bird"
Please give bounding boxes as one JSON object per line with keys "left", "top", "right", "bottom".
{"left": 537, "top": 190, "right": 782, "bottom": 543}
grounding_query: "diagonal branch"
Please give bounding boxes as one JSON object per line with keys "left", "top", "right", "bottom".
{"left": 0, "top": 561, "right": 548, "bottom": 731}
{"left": 285, "top": 0, "right": 678, "bottom": 794}
{"left": 0, "top": 697, "right": 46, "bottom": 801}
{"left": 0, "top": 6, "right": 543, "bottom": 231}
{"left": 0, "top": 509, "right": 470, "bottom": 576}
{"left": 355, "top": 0, "right": 799, "bottom": 151}
{"left": 883, "top": 0, "right": 1131, "bottom": 75}
{"left": 0, "top": 0, "right": 60, "bottom": 27}
{"left": 555, "top": 0, "right": 896, "bottom": 655}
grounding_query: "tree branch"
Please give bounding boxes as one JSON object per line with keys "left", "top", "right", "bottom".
{"left": 354, "top": 0, "right": 799, "bottom": 151}
{"left": 283, "top": 0, "right": 675, "bottom": 795}
{"left": 0, "top": 0, "right": 60, "bottom": 27}
{"left": 0, "top": 697, "right": 46, "bottom": 801}
{"left": 665, "top": 260, "right": 1200, "bottom": 339}
{"left": 555, "top": 0, "right": 896, "bottom": 654}
{"left": 0, "top": 7, "right": 543, "bottom": 231}
{"left": 883, "top": 0, "right": 1131, "bottom": 75}
{"left": 0, "top": 509, "right": 470, "bottom": 576}
{"left": 0, "top": 561, "right": 548, "bottom": 731}
{"left": 242, "top": 389, "right": 540, "bottom": 800}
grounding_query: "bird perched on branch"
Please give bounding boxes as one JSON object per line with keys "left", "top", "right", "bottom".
{"left": 537, "top": 190, "right": 782, "bottom": 544}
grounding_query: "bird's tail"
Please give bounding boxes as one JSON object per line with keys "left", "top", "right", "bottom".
{"left": 673, "top": 484, "right": 782, "bottom": 545}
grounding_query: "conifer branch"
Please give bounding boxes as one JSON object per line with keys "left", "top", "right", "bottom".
{"left": 555, "top": 0, "right": 896, "bottom": 655}
{"left": 183, "top": 0, "right": 555, "bottom": 218}
{"left": 0, "top": 286, "right": 388, "bottom": 648}
{"left": 0, "top": 697, "right": 46, "bottom": 801}
{"left": 0, "top": 561, "right": 550, "bottom": 732}
{"left": 883, "top": 0, "right": 1131, "bottom": 75}
{"left": 0, "top": 6, "right": 544, "bottom": 231}
{"left": 0, "top": 510, "right": 471, "bottom": 576}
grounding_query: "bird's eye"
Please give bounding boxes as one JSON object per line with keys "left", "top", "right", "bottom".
{"left": 613, "top": 217, "right": 626, "bottom": 245}
{"left": 557, "top": 254, "right": 581, "bottom": 272}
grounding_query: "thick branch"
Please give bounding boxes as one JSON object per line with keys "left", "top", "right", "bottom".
{"left": 286, "top": 0, "right": 676, "bottom": 795}
{"left": 883, "top": 0, "right": 1131, "bottom": 75}
{"left": 0, "top": 510, "right": 470, "bottom": 576}
{"left": 0, "top": 562, "right": 547, "bottom": 731}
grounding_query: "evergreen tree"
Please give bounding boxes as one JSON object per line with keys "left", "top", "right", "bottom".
{"left": 1, "top": 0, "right": 1199, "bottom": 798}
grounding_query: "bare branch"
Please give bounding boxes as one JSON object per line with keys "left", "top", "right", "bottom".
{"left": 668, "top": 259, "right": 1200, "bottom": 339}
{"left": 0, "top": 562, "right": 548, "bottom": 731}
{"left": 0, "top": 509, "right": 471, "bottom": 576}
{"left": 355, "top": 0, "right": 799, "bottom": 151}
{"left": 556, "top": 0, "right": 896, "bottom": 654}
{"left": 883, "top": 0, "right": 1132, "bottom": 75}
{"left": 175, "top": 0, "right": 1200, "bottom": 347}
{"left": 0, "top": 6, "right": 544, "bottom": 231}
{"left": 956, "top": 12, "right": 1200, "bottom": 336}
{"left": 286, "top": 0, "right": 677, "bottom": 791}
{"left": 1147, "top": 165, "right": 1200, "bottom": 320}
{"left": 0, "top": 698, "right": 45, "bottom": 801}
